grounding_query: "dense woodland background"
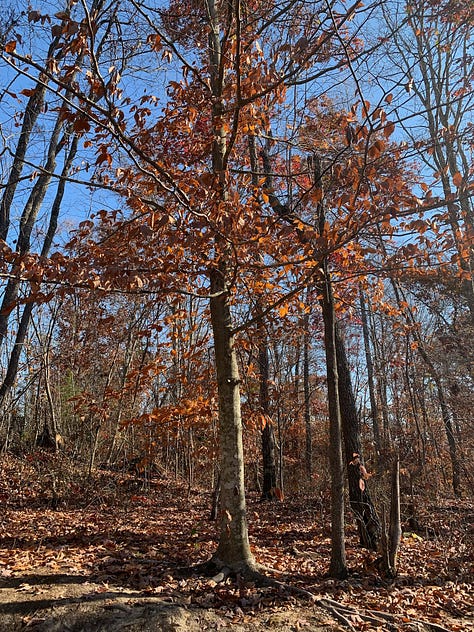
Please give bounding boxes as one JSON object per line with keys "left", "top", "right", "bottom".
{"left": 0, "top": 0, "right": 472, "bottom": 628}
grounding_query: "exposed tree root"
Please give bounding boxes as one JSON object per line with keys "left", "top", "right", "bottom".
{"left": 319, "top": 602, "right": 356, "bottom": 630}
{"left": 207, "top": 559, "right": 317, "bottom": 601}
{"left": 316, "top": 597, "right": 455, "bottom": 631}
{"left": 180, "top": 559, "right": 455, "bottom": 632}
{"left": 186, "top": 557, "right": 316, "bottom": 601}
{"left": 317, "top": 598, "right": 396, "bottom": 630}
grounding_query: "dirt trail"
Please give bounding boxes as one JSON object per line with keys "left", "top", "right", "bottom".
{"left": 0, "top": 571, "right": 346, "bottom": 632}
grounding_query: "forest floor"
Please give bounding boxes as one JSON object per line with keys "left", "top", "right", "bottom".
{"left": 0, "top": 452, "right": 472, "bottom": 632}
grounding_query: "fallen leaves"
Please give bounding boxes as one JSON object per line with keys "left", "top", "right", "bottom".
{"left": 0, "top": 453, "right": 472, "bottom": 632}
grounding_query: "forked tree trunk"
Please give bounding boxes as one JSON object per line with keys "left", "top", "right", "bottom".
{"left": 0, "top": 111, "right": 65, "bottom": 346}
{"left": 0, "top": 135, "right": 79, "bottom": 410}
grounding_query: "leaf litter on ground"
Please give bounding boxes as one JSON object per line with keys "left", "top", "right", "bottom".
{"left": 0, "top": 452, "right": 472, "bottom": 631}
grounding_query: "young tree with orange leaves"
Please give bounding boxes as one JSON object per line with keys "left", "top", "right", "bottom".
{"left": 0, "top": 0, "right": 444, "bottom": 580}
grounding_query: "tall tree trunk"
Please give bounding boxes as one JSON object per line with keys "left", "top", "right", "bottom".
{"left": 207, "top": 0, "right": 254, "bottom": 571}
{"left": 261, "top": 420, "right": 277, "bottom": 500}
{"left": 321, "top": 267, "right": 347, "bottom": 579}
{"left": 209, "top": 267, "right": 254, "bottom": 569}
{"left": 0, "top": 111, "right": 66, "bottom": 346}
{"left": 390, "top": 279, "right": 461, "bottom": 496}
{"left": 259, "top": 335, "right": 277, "bottom": 500}
{"left": 261, "top": 145, "right": 380, "bottom": 550}
{"left": 359, "top": 286, "right": 382, "bottom": 458}
{"left": 249, "top": 135, "right": 278, "bottom": 501}
{"left": 335, "top": 323, "right": 381, "bottom": 551}
{"left": 303, "top": 305, "right": 313, "bottom": 479}
{"left": 0, "top": 135, "right": 78, "bottom": 409}
{"left": 313, "top": 155, "right": 346, "bottom": 578}
{"left": 380, "top": 457, "right": 401, "bottom": 579}
{"left": 0, "top": 43, "right": 59, "bottom": 241}
{"left": 418, "top": 347, "right": 461, "bottom": 496}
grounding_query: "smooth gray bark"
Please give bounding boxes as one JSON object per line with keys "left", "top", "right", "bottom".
{"left": 207, "top": 0, "right": 255, "bottom": 570}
